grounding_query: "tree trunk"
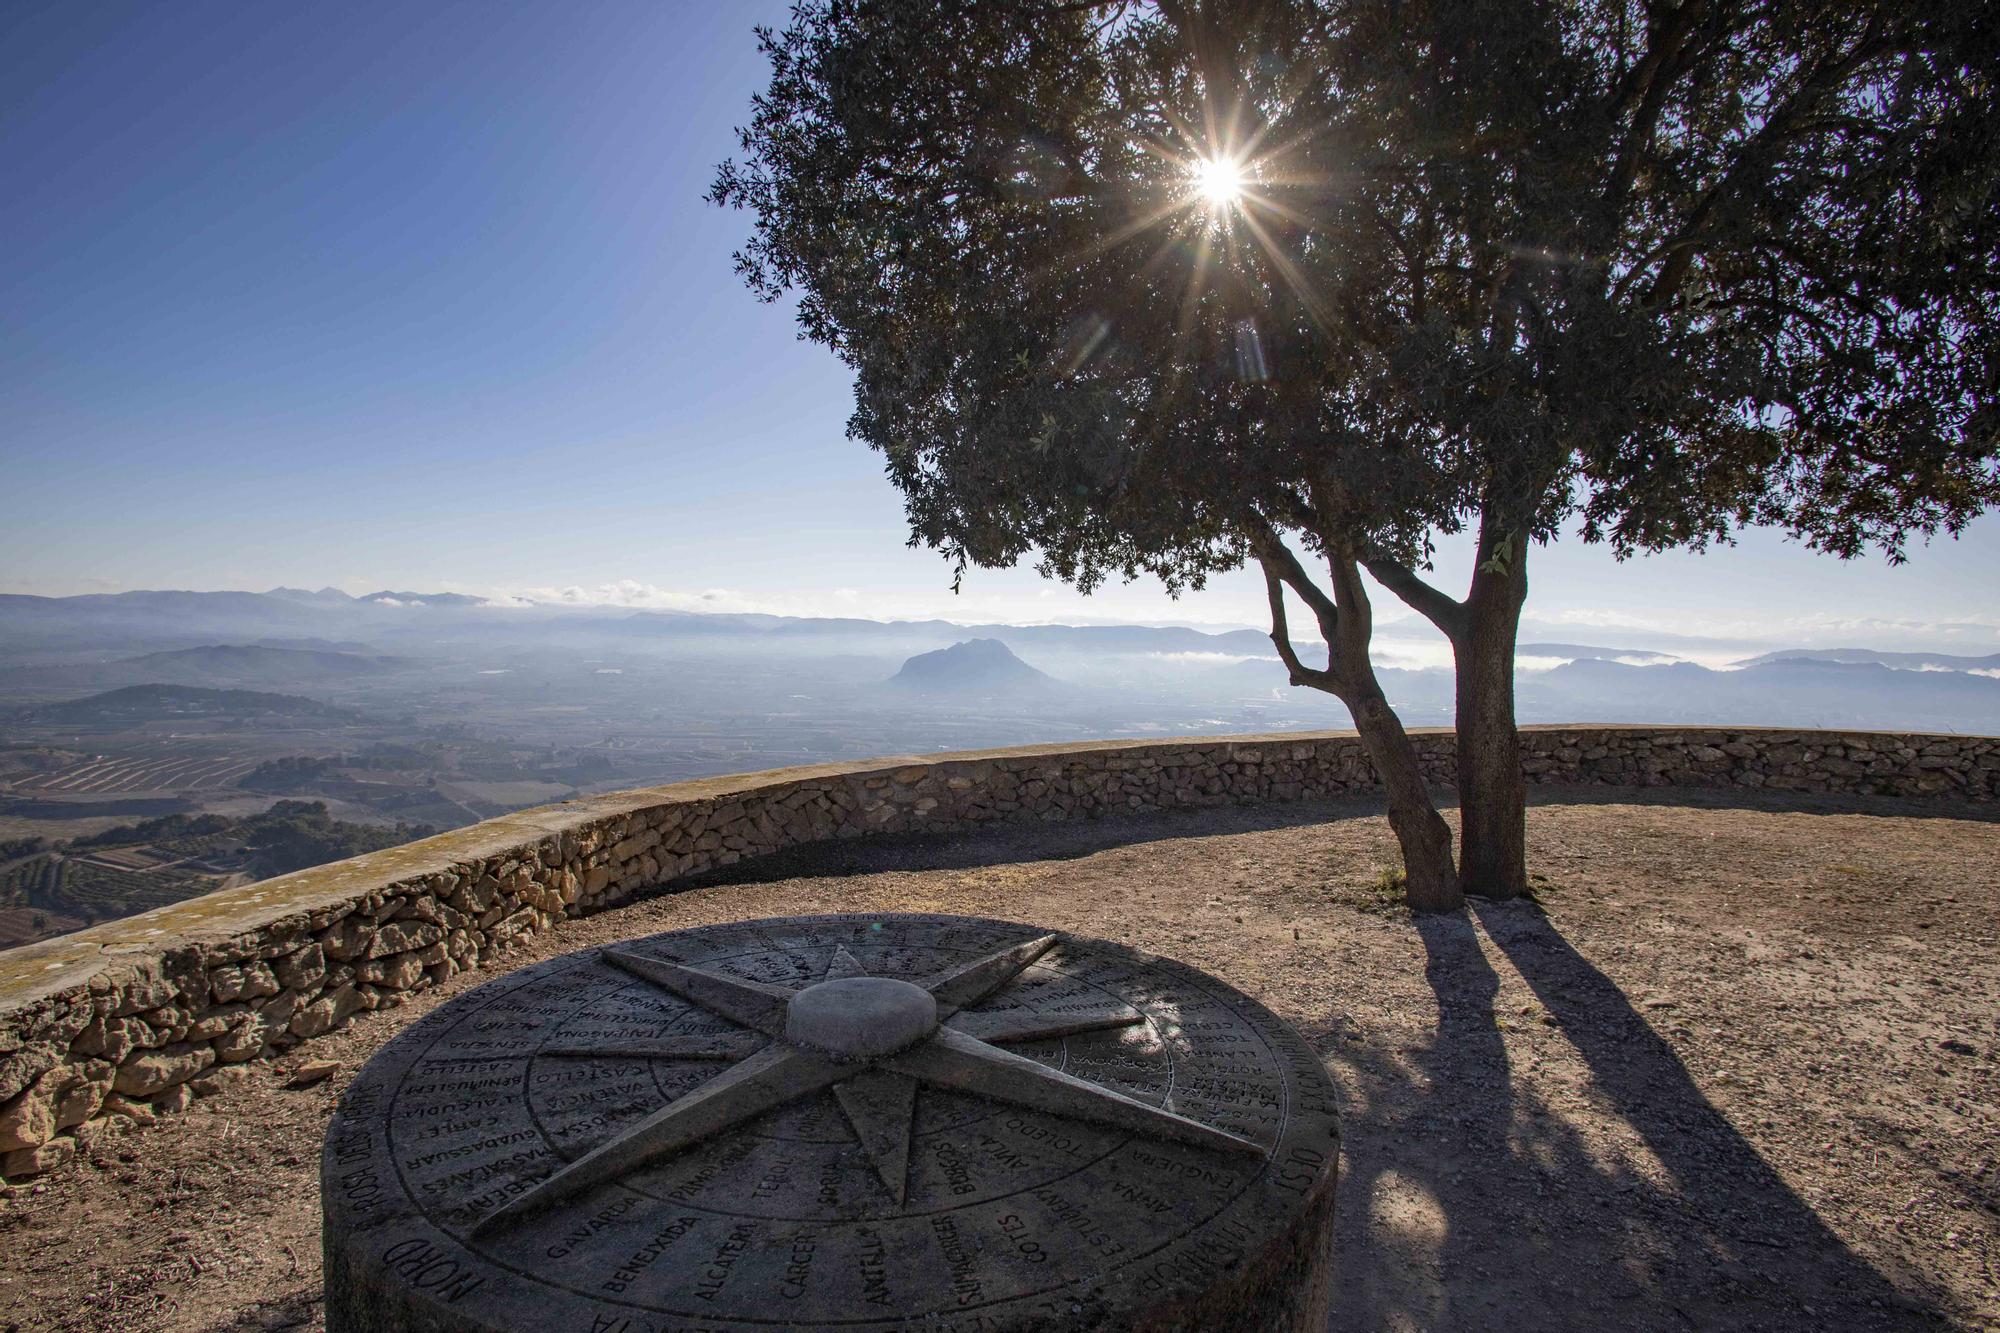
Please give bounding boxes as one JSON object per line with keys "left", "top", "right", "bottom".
{"left": 1452, "top": 515, "right": 1529, "bottom": 900}
{"left": 1323, "top": 557, "right": 1463, "bottom": 913}
{"left": 1349, "top": 690, "right": 1462, "bottom": 912}
{"left": 1255, "top": 540, "right": 1462, "bottom": 913}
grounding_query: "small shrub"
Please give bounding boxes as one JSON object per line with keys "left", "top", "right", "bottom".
{"left": 1351, "top": 862, "right": 1411, "bottom": 919}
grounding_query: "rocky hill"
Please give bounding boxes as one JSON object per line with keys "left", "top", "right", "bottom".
{"left": 888, "top": 639, "right": 1057, "bottom": 694}
{"left": 118, "top": 644, "right": 405, "bottom": 686}
{"left": 19, "top": 684, "right": 354, "bottom": 725}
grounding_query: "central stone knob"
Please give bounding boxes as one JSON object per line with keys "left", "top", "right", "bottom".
{"left": 784, "top": 976, "right": 938, "bottom": 1059}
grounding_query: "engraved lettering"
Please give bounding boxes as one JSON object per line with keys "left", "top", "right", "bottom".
{"left": 380, "top": 1238, "right": 485, "bottom": 1303}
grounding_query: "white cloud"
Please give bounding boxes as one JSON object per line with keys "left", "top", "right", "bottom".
{"left": 475, "top": 578, "right": 1253, "bottom": 627}
{"left": 1369, "top": 642, "right": 1456, "bottom": 671}
{"left": 1532, "top": 605, "right": 2000, "bottom": 644}
{"left": 1144, "top": 651, "right": 1277, "bottom": 666}
{"left": 500, "top": 581, "right": 794, "bottom": 615}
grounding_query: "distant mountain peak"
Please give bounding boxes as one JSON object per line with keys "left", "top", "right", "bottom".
{"left": 357, "top": 590, "right": 485, "bottom": 608}
{"left": 267, "top": 586, "right": 356, "bottom": 605}
{"left": 1734, "top": 647, "right": 2000, "bottom": 672}
{"left": 888, "top": 638, "right": 1056, "bottom": 693}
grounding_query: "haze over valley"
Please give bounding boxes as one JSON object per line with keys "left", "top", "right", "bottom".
{"left": 2, "top": 582, "right": 1996, "bottom": 946}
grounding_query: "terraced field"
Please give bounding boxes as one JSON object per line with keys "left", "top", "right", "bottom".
{"left": 0, "top": 851, "right": 219, "bottom": 942}
{"left": 52, "top": 858, "right": 212, "bottom": 915}
{"left": 0, "top": 853, "right": 58, "bottom": 903}
{"left": 14, "top": 754, "right": 259, "bottom": 793}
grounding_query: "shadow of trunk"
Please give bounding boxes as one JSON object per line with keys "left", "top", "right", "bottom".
{"left": 1464, "top": 899, "right": 1948, "bottom": 1329}
{"left": 1319, "top": 905, "right": 1948, "bottom": 1331}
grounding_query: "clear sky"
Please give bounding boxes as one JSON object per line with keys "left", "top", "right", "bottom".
{"left": 3, "top": 1, "right": 1995, "bottom": 655}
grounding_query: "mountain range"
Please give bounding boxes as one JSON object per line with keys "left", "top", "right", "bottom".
{"left": 1, "top": 586, "right": 1995, "bottom": 733}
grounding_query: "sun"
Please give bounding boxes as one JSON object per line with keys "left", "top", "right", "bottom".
{"left": 1192, "top": 155, "right": 1246, "bottom": 207}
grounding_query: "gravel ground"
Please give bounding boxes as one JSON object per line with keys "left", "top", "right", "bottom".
{"left": 0, "top": 785, "right": 1994, "bottom": 1333}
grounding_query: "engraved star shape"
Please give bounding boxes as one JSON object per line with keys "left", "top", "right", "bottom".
{"left": 473, "top": 933, "right": 1261, "bottom": 1233}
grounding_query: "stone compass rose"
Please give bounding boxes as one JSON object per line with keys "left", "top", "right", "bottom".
{"left": 473, "top": 932, "right": 1262, "bottom": 1232}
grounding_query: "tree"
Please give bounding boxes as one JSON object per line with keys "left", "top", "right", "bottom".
{"left": 1328, "top": 0, "right": 2000, "bottom": 896}
{"left": 715, "top": 1, "right": 1998, "bottom": 909}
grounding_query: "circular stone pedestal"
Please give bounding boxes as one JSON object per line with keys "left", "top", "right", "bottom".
{"left": 322, "top": 914, "right": 1340, "bottom": 1331}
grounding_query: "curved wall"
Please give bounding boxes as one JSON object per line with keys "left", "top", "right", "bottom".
{"left": 2, "top": 724, "right": 1994, "bottom": 1177}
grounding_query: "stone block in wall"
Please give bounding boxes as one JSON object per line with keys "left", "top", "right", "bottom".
{"left": 366, "top": 921, "right": 441, "bottom": 959}
{"left": 71, "top": 1013, "right": 150, "bottom": 1066}
{"left": 2, "top": 1136, "right": 74, "bottom": 1179}
{"left": 99, "top": 1094, "right": 153, "bottom": 1124}
{"left": 54, "top": 1061, "right": 114, "bottom": 1130}
{"left": 112, "top": 1042, "right": 214, "bottom": 1097}
{"left": 363, "top": 893, "right": 407, "bottom": 923}
{"left": 247, "top": 990, "right": 306, "bottom": 1051}
{"left": 291, "top": 985, "right": 367, "bottom": 1039}
{"left": 318, "top": 915, "right": 372, "bottom": 962}
{"left": 211, "top": 1018, "right": 266, "bottom": 1063}
{"left": 106, "top": 962, "right": 185, "bottom": 1019}
{"left": 0, "top": 1078, "right": 57, "bottom": 1153}
{"left": 358, "top": 954, "right": 426, "bottom": 991}
{"left": 487, "top": 907, "right": 538, "bottom": 945}
{"left": 273, "top": 942, "right": 327, "bottom": 992}
{"left": 454, "top": 873, "right": 501, "bottom": 915}
{"left": 184, "top": 1004, "right": 248, "bottom": 1042}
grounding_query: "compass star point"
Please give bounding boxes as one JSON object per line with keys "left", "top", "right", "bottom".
{"left": 475, "top": 931, "right": 1259, "bottom": 1233}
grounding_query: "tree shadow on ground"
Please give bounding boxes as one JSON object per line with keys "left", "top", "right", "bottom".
{"left": 1311, "top": 905, "right": 1948, "bottom": 1332}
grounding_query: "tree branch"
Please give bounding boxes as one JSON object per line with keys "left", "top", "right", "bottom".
{"left": 1260, "top": 562, "right": 1342, "bottom": 692}
{"left": 1603, "top": 0, "right": 1713, "bottom": 215}
{"left": 1363, "top": 551, "right": 1468, "bottom": 640}
{"left": 1640, "top": 26, "right": 1893, "bottom": 308}
{"left": 1242, "top": 513, "right": 1341, "bottom": 645}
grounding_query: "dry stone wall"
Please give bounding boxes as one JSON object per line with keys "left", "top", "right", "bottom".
{"left": 2, "top": 725, "right": 1994, "bottom": 1179}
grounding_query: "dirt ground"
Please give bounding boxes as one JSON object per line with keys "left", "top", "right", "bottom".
{"left": 0, "top": 785, "right": 1995, "bottom": 1332}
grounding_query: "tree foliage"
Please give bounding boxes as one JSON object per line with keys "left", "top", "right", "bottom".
{"left": 717, "top": 0, "right": 1995, "bottom": 581}
{"left": 716, "top": 0, "right": 1999, "bottom": 903}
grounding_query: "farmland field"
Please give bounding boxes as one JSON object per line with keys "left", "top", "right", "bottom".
{"left": 16, "top": 754, "right": 259, "bottom": 793}
{"left": 0, "top": 851, "right": 219, "bottom": 945}
{"left": 0, "top": 906, "right": 88, "bottom": 949}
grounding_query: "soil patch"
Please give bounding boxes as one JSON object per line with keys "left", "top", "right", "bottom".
{"left": 0, "top": 786, "right": 1994, "bottom": 1332}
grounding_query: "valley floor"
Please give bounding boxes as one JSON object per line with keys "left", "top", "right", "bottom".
{"left": 0, "top": 787, "right": 1995, "bottom": 1332}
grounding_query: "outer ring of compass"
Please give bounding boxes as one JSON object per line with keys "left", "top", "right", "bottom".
{"left": 364, "top": 919, "right": 1310, "bottom": 1323}
{"left": 387, "top": 989, "right": 1289, "bottom": 1326}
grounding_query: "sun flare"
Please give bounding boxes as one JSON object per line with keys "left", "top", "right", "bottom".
{"left": 1193, "top": 155, "right": 1246, "bottom": 207}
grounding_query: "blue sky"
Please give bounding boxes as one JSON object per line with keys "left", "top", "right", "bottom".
{"left": 2, "top": 0, "right": 1994, "bottom": 655}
